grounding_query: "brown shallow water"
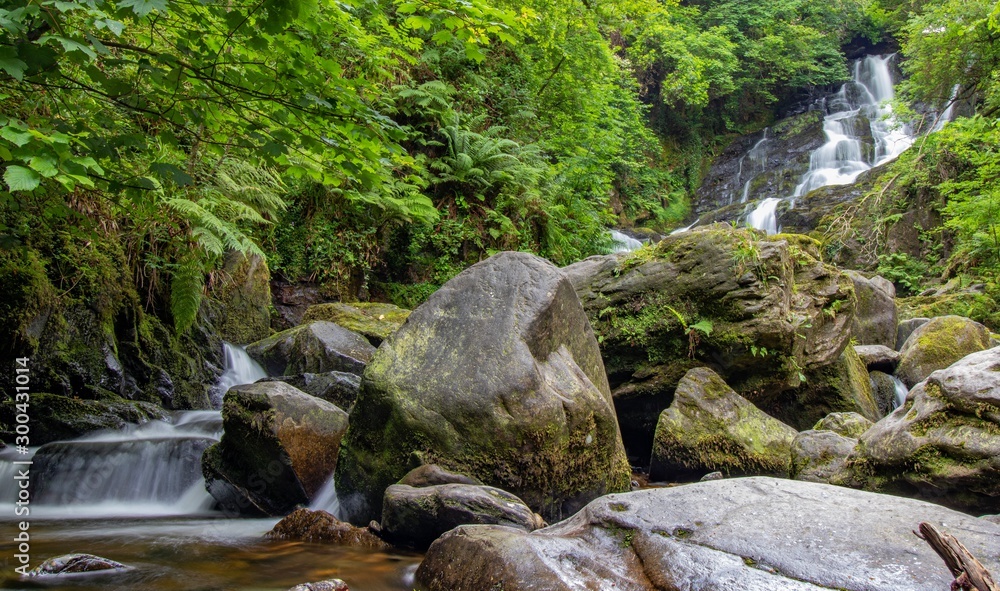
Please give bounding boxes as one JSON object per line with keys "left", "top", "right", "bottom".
{"left": 0, "top": 517, "right": 421, "bottom": 591}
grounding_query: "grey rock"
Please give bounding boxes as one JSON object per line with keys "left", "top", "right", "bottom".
{"left": 846, "top": 271, "right": 897, "bottom": 348}
{"left": 649, "top": 367, "right": 798, "bottom": 481}
{"left": 27, "top": 553, "right": 130, "bottom": 576}
{"left": 813, "top": 411, "right": 873, "bottom": 439}
{"left": 896, "top": 317, "right": 930, "bottom": 351}
{"left": 416, "top": 477, "right": 1000, "bottom": 591}
{"left": 335, "top": 252, "right": 630, "bottom": 525}
{"left": 247, "top": 321, "right": 375, "bottom": 377}
{"left": 398, "top": 464, "right": 483, "bottom": 488}
{"left": 854, "top": 344, "right": 899, "bottom": 373}
{"left": 897, "top": 315, "right": 992, "bottom": 387}
{"left": 202, "top": 381, "right": 349, "bottom": 516}
{"left": 286, "top": 580, "right": 349, "bottom": 591}
{"left": 790, "top": 430, "right": 858, "bottom": 484}
{"left": 381, "top": 483, "right": 539, "bottom": 549}
{"left": 258, "top": 371, "right": 360, "bottom": 411}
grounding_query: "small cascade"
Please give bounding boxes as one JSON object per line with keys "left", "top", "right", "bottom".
{"left": 610, "top": 230, "right": 644, "bottom": 253}
{"left": 746, "top": 55, "right": 915, "bottom": 233}
{"left": 212, "top": 342, "right": 268, "bottom": 407}
{"left": 736, "top": 128, "right": 769, "bottom": 204}
{"left": 670, "top": 218, "right": 700, "bottom": 235}
{"left": 891, "top": 376, "right": 909, "bottom": 409}
{"left": 309, "top": 474, "right": 342, "bottom": 518}
{"left": 931, "top": 84, "right": 961, "bottom": 133}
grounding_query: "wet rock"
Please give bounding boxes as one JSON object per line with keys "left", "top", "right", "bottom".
{"left": 896, "top": 315, "right": 992, "bottom": 387}
{"left": 258, "top": 371, "right": 361, "bottom": 411}
{"left": 398, "top": 464, "right": 483, "bottom": 488}
{"left": 813, "top": 411, "right": 873, "bottom": 439}
{"left": 700, "top": 471, "right": 724, "bottom": 481}
{"left": 565, "top": 225, "right": 856, "bottom": 460}
{"left": 27, "top": 553, "right": 130, "bottom": 576}
{"left": 286, "top": 580, "right": 350, "bottom": 591}
{"left": 790, "top": 430, "right": 858, "bottom": 485}
{"left": 204, "top": 251, "right": 272, "bottom": 344}
{"left": 649, "top": 367, "right": 798, "bottom": 481}
{"left": 896, "top": 317, "right": 930, "bottom": 351}
{"left": 303, "top": 302, "right": 411, "bottom": 346}
{"left": 336, "top": 252, "right": 630, "bottom": 525}
{"left": 381, "top": 483, "right": 540, "bottom": 549}
{"left": 845, "top": 271, "right": 897, "bottom": 348}
{"left": 854, "top": 344, "right": 899, "bottom": 373}
{"left": 266, "top": 508, "right": 388, "bottom": 548}
{"left": 855, "top": 346, "right": 1000, "bottom": 512}
{"left": 202, "top": 381, "right": 349, "bottom": 516}
{"left": 415, "top": 477, "right": 1000, "bottom": 591}
{"left": 271, "top": 281, "right": 326, "bottom": 331}
{"left": 246, "top": 321, "right": 375, "bottom": 377}
{"left": 869, "top": 370, "right": 902, "bottom": 416}
{"left": 0, "top": 393, "right": 165, "bottom": 445}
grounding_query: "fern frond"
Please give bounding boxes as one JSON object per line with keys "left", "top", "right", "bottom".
{"left": 170, "top": 255, "right": 205, "bottom": 335}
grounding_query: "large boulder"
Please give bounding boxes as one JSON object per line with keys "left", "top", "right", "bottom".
{"left": 854, "top": 344, "right": 899, "bottom": 373}
{"left": 246, "top": 321, "right": 375, "bottom": 377}
{"left": 398, "top": 464, "right": 483, "bottom": 487}
{"left": 415, "top": 477, "right": 1000, "bottom": 591}
{"left": 266, "top": 508, "right": 388, "bottom": 548}
{"left": 776, "top": 346, "right": 881, "bottom": 429}
{"left": 27, "top": 554, "right": 131, "bottom": 577}
{"left": 302, "top": 302, "right": 411, "bottom": 346}
{"left": 813, "top": 411, "right": 873, "bottom": 439}
{"left": 896, "top": 315, "right": 992, "bottom": 387}
{"left": 789, "top": 430, "right": 859, "bottom": 485}
{"left": 335, "top": 252, "right": 630, "bottom": 525}
{"left": 896, "top": 317, "right": 930, "bottom": 350}
{"left": 853, "top": 346, "right": 1000, "bottom": 512}
{"left": 258, "top": 371, "right": 361, "bottom": 411}
{"left": 845, "top": 271, "right": 897, "bottom": 348}
{"left": 649, "top": 368, "right": 798, "bottom": 481}
{"left": 564, "top": 226, "right": 856, "bottom": 461}
{"left": 381, "top": 483, "right": 541, "bottom": 549}
{"left": 202, "top": 381, "right": 349, "bottom": 516}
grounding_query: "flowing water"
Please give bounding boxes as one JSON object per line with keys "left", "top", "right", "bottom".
{"left": 891, "top": 375, "right": 909, "bottom": 409}
{"left": 745, "top": 55, "right": 915, "bottom": 234}
{"left": 609, "top": 229, "right": 644, "bottom": 253}
{"left": 1, "top": 344, "right": 418, "bottom": 590}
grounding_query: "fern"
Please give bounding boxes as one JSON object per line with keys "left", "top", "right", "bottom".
{"left": 170, "top": 255, "right": 205, "bottom": 334}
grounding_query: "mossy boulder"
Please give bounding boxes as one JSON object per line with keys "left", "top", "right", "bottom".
{"left": 853, "top": 347, "right": 1000, "bottom": 512}
{"left": 896, "top": 315, "right": 992, "bottom": 387}
{"left": 265, "top": 508, "right": 388, "bottom": 548}
{"left": 258, "top": 371, "right": 360, "bottom": 411}
{"left": 398, "top": 464, "right": 483, "bottom": 487}
{"left": 246, "top": 321, "right": 375, "bottom": 377}
{"left": 204, "top": 252, "right": 272, "bottom": 345}
{"left": 790, "top": 430, "right": 859, "bottom": 485}
{"left": 565, "top": 225, "right": 856, "bottom": 463}
{"left": 649, "top": 367, "right": 798, "bottom": 481}
{"left": 898, "top": 292, "right": 1000, "bottom": 333}
{"left": 845, "top": 271, "right": 897, "bottom": 348}
{"left": 202, "top": 381, "right": 349, "bottom": 516}
{"left": 381, "top": 483, "right": 541, "bottom": 549}
{"left": 896, "top": 317, "right": 930, "bottom": 351}
{"left": 335, "top": 252, "right": 630, "bottom": 525}
{"left": 0, "top": 393, "right": 165, "bottom": 445}
{"left": 770, "top": 346, "right": 880, "bottom": 430}
{"left": 302, "top": 302, "right": 411, "bottom": 346}
{"left": 812, "top": 411, "right": 873, "bottom": 439}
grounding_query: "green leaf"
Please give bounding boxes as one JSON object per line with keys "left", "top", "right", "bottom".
{"left": 150, "top": 162, "right": 194, "bottom": 186}
{"left": 28, "top": 156, "right": 58, "bottom": 178}
{"left": 689, "top": 319, "right": 714, "bottom": 336}
{"left": 1, "top": 126, "right": 33, "bottom": 147}
{"left": 4, "top": 165, "right": 40, "bottom": 191}
{"left": 0, "top": 47, "right": 26, "bottom": 81}
{"left": 118, "top": 0, "right": 169, "bottom": 17}
{"left": 405, "top": 15, "right": 433, "bottom": 30}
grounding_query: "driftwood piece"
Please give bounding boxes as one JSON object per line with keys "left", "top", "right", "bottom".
{"left": 915, "top": 522, "right": 999, "bottom": 591}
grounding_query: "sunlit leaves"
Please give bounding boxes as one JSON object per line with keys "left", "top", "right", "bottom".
{"left": 3, "top": 165, "right": 39, "bottom": 191}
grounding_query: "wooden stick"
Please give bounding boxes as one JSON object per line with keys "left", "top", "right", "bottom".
{"left": 915, "top": 522, "right": 999, "bottom": 591}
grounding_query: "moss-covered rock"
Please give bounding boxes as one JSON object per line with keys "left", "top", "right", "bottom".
{"left": 853, "top": 346, "right": 1000, "bottom": 512}
{"left": 265, "top": 508, "right": 388, "bottom": 548}
{"left": 381, "top": 483, "right": 540, "bottom": 549}
{"left": 335, "top": 252, "right": 630, "bottom": 525}
{"left": 649, "top": 367, "right": 798, "bottom": 481}
{"left": 896, "top": 317, "right": 930, "bottom": 351}
{"left": 898, "top": 292, "right": 1000, "bottom": 333}
{"left": 790, "top": 430, "right": 859, "bottom": 485}
{"left": 398, "top": 464, "right": 482, "bottom": 487}
{"left": 854, "top": 345, "right": 899, "bottom": 373}
{"left": 246, "top": 321, "right": 375, "bottom": 377}
{"left": 302, "top": 302, "right": 411, "bottom": 346}
{"left": 812, "top": 412, "right": 873, "bottom": 439}
{"left": 204, "top": 252, "right": 272, "bottom": 345}
{"left": 868, "top": 371, "right": 902, "bottom": 417}
{"left": 564, "top": 225, "right": 856, "bottom": 462}
{"left": 845, "top": 271, "right": 897, "bottom": 348}
{"left": 0, "top": 393, "right": 165, "bottom": 445}
{"left": 896, "top": 315, "right": 992, "bottom": 387}
{"left": 202, "top": 381, "right": 349, "bottom": 516}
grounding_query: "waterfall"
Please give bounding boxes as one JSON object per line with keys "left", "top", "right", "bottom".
{"left": 891, "top": 376, "right": 909, "bottom": 409}
{"left": 737, "top": 128, "right": 770, "bottom": 204}
{"left": 309, "top": 474, "right": 342, "bottom": 518}
{"left": 670, "top": 218, "right": 700, "bottom": 235}
{"left": 610, "top": 230, "right": 644, "bottom": 253}
{"left": 931, "top": 84, "right": 961, "bottom": 133}
{"left": 2, "top": 411, "right": 223, "bottom": 518}
{"left": 212, "top": 342, "right": 268, "bottom": 407}
{"left": 746, "top": 55, "right": 915, "bottom": 234}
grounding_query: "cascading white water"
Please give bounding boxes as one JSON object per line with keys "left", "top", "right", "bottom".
{"left": 931, "top": 84, "right": 961, "bottom": 133}
{"left": 746, "top": 55, "right": 915, "bottom": 234}
{"left": 891, "top": 375, "right": 909, "bottom": 409}
{"left": 212, "top": 342, "right": 268, "bottom": 407}
{"left": 609, "top": 229, "right": 644, "bottom": 253}
{"left": 309, "top": 474, "right": 342, "bottom": 517}
{"left": 670, "top": 218, "right": 700, "bottom": 235}
{"left": 737, "top": 128, "right": 769, "bottom": 204}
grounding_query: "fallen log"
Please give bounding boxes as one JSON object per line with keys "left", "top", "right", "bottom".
{"left": 915, "top": 522, "right": 999, "bottom": 591}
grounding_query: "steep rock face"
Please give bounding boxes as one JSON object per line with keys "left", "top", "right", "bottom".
{"left": 565, "top": 225, "right": 856, "bottom": 459}
{"left": 335, "top": 252, "right": 630, "bottom": 525}
{"left": 649, "top": 368, "right": 798, "bottom": 481}
{"left": 846, "top": 271, "right": 897, "bottom": 348}
{"left": 204, "top": 251, "right": 272, "bottom": 345}
{"left": 246, "top": 321, "right": 375, "bottom": 377}
{"left": 782, "top": 346, "right": 881, "bottom": 429}
{"left": 896, "top": 315, "right": 992, "bottom": 387}
{"left": 854, "top": 347, "right": 1000, "bottom": 512}
{"left": 202, "top": 381, "right": 349, "bottom": 516}
{"left": 693, "top": 111, "right": 826, "bottom": 218}
{"left": 415, "top": 477, "right": 1000, "bottom": 591}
